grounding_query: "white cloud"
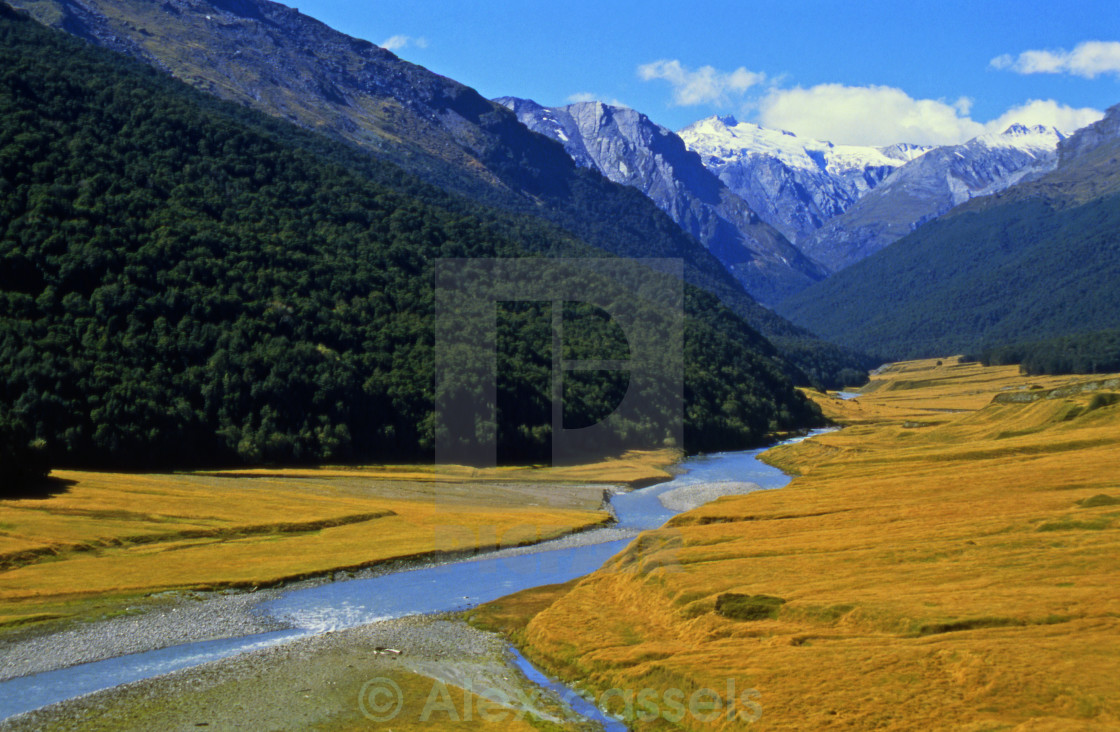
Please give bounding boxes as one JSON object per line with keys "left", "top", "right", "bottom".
{"left": 638, "top": 57, "right": 1105, "bottom": 145}
{"left": 984, "top": 99, "right": 1104, "bottom": 134}
{"left": 637, "top": 59, "right": 765, "bottom": 106}
{"left": 990, "top": 41, "right": 1120, "bottom": 78}
{"left": 381, "top": 35, "right": 429, "bottom": 52}
{"left": 755, "top": 85, "right": 1104, "bottom": 146}
{"left": 758, "top": 84, "right": 985, "bottom": 146}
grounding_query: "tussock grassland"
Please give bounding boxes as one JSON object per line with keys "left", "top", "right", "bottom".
{"left": 0, "top": 450, "right": 675, "bottom": 631}
{"left": 502, "top": 358, "right": 1120, "bottom": 730}
{"left": 199, "top": 448, "right": 678, "bottom": 487}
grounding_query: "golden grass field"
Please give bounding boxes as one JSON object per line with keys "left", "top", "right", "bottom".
{"left": 485, "top": 358, "right": 1120, "bottom": 730}
{"left": 0, "top": 450, "right": 676, "bottom": 631}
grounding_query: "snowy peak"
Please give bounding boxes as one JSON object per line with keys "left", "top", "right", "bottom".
{"left": 677, "top": 116, "right": 931, "bottom": 244}
{"left": 496, "top": 96, "right": 828, "bottom": 305}
{"left": 679, "top": 115, "right": 931, "bottom": 176}
{"left": 1002, "top": 122, "right": 1046, "bottom": 136}
{"left": 797, "top": 122, "right": 1068, "bottom": 273}
{"left": 976, "top": 124, "right": 1068, "bottom": 154}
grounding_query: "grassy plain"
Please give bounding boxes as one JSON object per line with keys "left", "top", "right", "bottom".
{"left": 0, "top": 450, "right": 675, "bottom": 632}
{"left": 494, "top": 358, "right": 1120, "bottom": 730}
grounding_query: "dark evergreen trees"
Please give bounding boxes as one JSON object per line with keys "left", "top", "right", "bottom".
{"left": 0, "top": 6, "right": 822, "bottom": 470}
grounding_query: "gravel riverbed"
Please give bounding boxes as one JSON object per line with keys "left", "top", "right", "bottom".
{"left": 1, "top": 615, "right": 597, "bottom": 731}
{"left": 0, "top": 519, "right": 641, "bottom": 684}
{"left": 0, "top": 478, "right": 749, "bottom": 728}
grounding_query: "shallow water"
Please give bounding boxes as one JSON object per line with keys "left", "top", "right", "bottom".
{"left": 508, "top": 647, "right": 628, "bottom": 731}
{"left": 0, "top": 431, "right": 820, "bottom": 722}
{"left": 261, "top": 540, "right": 632, "bottom": 633}
{"left": 257, "top": 438, "right": 800, "bottom": 632}
{"left": 0, "top": 629, "right": 309, "bottom": 721}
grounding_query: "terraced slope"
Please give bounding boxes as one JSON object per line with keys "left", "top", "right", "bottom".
{"left": 483, "top": 358, "right": 1120, "bottom": 730}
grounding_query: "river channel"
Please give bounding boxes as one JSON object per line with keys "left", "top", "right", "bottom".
{"left": 0, "top": 430, "right": 824, "bottom": 723}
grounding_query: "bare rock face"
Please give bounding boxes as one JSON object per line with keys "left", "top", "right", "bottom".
{"left": 1057, "top": 103, "right": 1120, "bottom": 164}
{"left": 496, "top": 98, "right": 828, "bottom": 305}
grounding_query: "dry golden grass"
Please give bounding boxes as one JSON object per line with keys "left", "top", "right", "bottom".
{"left": 200, "top": 448, "right": 679, "bottom": 486}
{"left": 0, "top": 453, "right": 661, "bottom": 630}
{"left": 515, "top": 357, "right": 1120, "bottom": 730}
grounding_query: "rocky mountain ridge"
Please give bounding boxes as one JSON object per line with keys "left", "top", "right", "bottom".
{"left": 495, "top": 98, "right": 827, "bottom": 305}
{"left": 678, "top": 115, "right": 930, "bottom": 245}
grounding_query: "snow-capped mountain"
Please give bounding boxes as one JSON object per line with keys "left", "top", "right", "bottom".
{"left": 799, "top": 124, "right": 1067, "bottom": 272}
{"left": 679, "top": 116, "right": 930, "bottom": 245}
{"left": 495, "top": 97, "right": 828, "bottom": 305}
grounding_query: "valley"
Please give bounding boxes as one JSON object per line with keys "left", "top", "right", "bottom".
{"left": 2, "top": 0, "right": 1120, "bottom": 729}
{"left": 4, "top": 359, "right": 1117, "bottom": 730}
{"left": 480, "top": 358, "right": 1120, "bottom": 729}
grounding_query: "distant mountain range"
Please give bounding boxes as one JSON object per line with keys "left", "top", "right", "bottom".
{"left": 796, "top": 124, "right": 1066, "bottom": 272}
{"left": 776, "top": 104, "right": 1120, "bottom": 359}
{"left": 679, "top": 115, "right": 930, "bottom": 246}
{"left": 495, "top": 103, "right": 1074, "bottom": 298}
{"left": 495, "top": 98, "right": 826, "bottom": 305}
{"left": 677, "top": 116, "right": 1072, "bottom": 277}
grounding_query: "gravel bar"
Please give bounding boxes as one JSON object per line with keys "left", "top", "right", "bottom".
{"left": 0, "top": 505, "right": 639, "bottom": 684}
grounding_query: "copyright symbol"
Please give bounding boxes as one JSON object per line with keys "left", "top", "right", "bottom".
{"left": 358, "top": 677, "right": 403, "bottom": 722}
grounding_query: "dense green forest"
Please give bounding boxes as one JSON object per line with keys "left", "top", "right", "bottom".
{"left": 776, "top": 189, "right": 1120, "bottom": 361}
{"left": 973, "top": 328, "right": 1120, "bottom": 376}
{"left": 0, "top": 6, "right": 823, "bottom": 485}
{"left": 8, "top": 0, "right": 869, "bottom": 390}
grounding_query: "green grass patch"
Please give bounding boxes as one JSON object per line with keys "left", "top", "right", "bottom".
{"left": 1078, "top": 494, "right": 1120, "bottom": 508}
{"left": 1037, "top": 517, "right": 1112, "bottom": 532}
{"left": 1087, "top": 393, "right": 1120, "bottom": 411}
{"left": 714, "top": 593, "right": 786, "bottom": 621}
{"left": 917, "top": 616, "right": 1026, "bottom": 635}
{"left": 0, "top": 612, "right": 67, "bottom": 628}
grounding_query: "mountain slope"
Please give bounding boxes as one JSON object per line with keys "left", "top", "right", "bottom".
{"left": 11, "top": 0, "right": 872, "bottom": 387}
{"left": 799, "top": 125, "right": 1067, "bottom": 272}
{"left": 776, "top": 105, "right": 1120, "bottom": 359}
{"left": 5, "top": 0, "right": 747, "bottom": 317}
{"left": 495, "top": 98, "right": 827, "bottom": 305}
{"left": 14, "top": 1, "right": 852, "bottom": 357}
{"left": 679, "top": 115, "right": 929, "bottom": 245}
{"left": 0, "top": 4, "right": 825, "bottom": 469}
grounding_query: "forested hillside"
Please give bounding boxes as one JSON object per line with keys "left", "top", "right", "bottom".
{"left": 975, "top": 328, "right": 1120, "bottom": 376}
{"left": 9, "top": 0, "right": 870, "bottom": 390}
{"left": 0, "top": 6, "right": 822, "bottom": 477}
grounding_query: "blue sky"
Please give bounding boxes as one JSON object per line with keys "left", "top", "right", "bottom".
{"left": 292, "top": 0, "right": 1120, "bottom": 146}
